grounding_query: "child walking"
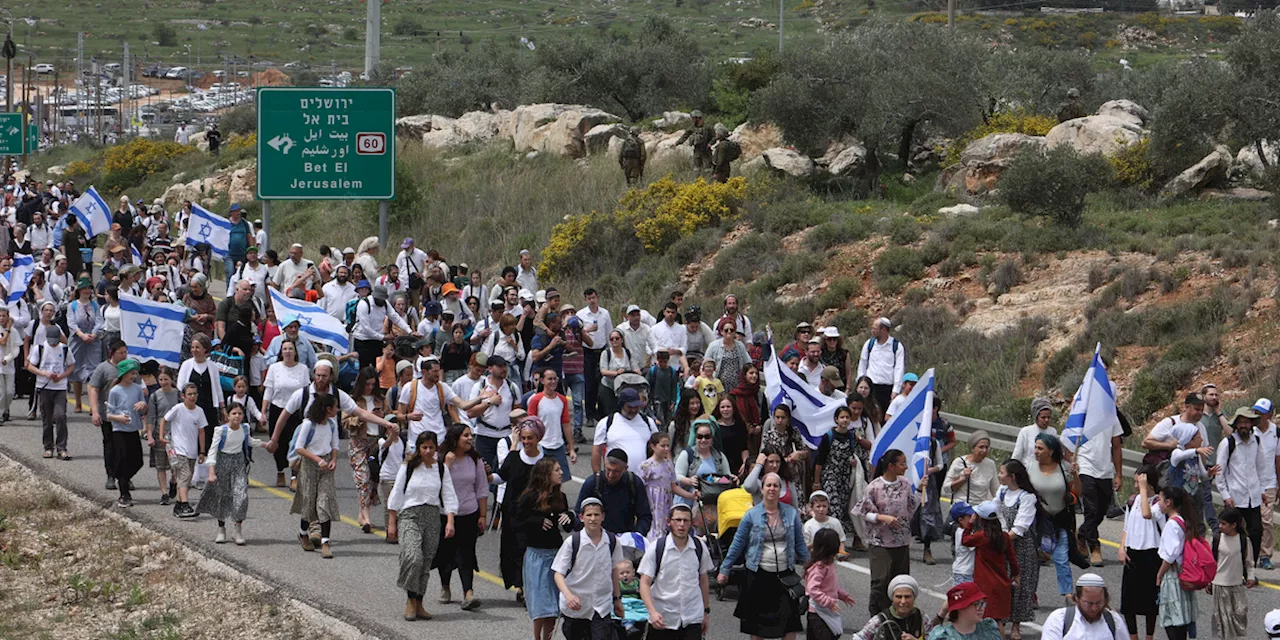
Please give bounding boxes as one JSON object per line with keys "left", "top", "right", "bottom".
{"left": 146, "top": 368, "right": 179, "bottom": 506}
{"left": 1119, "top": 465, "right": 1164, "bottom": 640}
{"left": 962, "top": 500, "right": 1018, "bottom": 638}
{"left": 229, "top": 375, "right": 264, "bottom": 432}
{"left": 950, "top": 501, "right": 977, "bottom": 585}
{"left": 637, "top": 432, "right": 696, "bottom": 540}
{"left": 160, "top": 383, "right": 208, "bottom": 518}
{"left": 290, "top": 394, "right": 342, "bottom": 559}
{"left": 1157, "top": 486, "right": 1202, "bottom": 640}
{"left": 552, "top": 498, "right": 624, "bottom": 640}
{"left": 804, "top": 528, "right": 855, "bottom": 640}
{"left": 196, "top": 402, "right": 267, "bottom": 545}
{"left": 1211, "top": 507, "right": 1257, "bottom": 640}
{"left": 803, "top": 491, "right": 843, "bottom": 550}
{"left": 105, "top": 358, "right": 146, "bottom": 508}
{"left": 814, "top": 406, "right": 857, "bottom": 546}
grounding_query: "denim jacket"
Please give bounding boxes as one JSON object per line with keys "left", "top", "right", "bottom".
{"left": 718, "top": 502, "right": 809, "bottom": 575}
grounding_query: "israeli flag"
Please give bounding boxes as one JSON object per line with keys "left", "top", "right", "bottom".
{"left": 6, "top": 253, "right": 34, "bottom": 305}
{"left": 118, "top": 293, "right": 187, "bottom": 368}
{"left": 1062, "top": 343, "right": 1117, "bottom": 452}
{"left": 184, "top": 203, "right": 231, "bottom": 259}
{"left": 69, "top": 186, "right": 113, "bottom": 238}
{"left": 763, "top": 342, "right": 844, "bottom": 449}
{"left": 269, "top": 288, "right": 350, "bottom": 353}
{"left": 131, "top": 244, "right": 144, "bottom": 267}
{"left": 870, "top": 368, "right": 935, "bottom": 486}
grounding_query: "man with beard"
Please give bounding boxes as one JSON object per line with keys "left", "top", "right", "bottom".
{"left": 321, "top": 264, "right": 356, "bottom": 321}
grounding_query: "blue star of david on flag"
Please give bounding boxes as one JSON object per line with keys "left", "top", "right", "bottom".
{"left": 198, "top": 223, "right": 213, "bottom": 240}
{"left": 184, "top": 203, "right": 232, "bottom": 258}
{"left": 136, "top": 318, "right": 158, "bottom": 344}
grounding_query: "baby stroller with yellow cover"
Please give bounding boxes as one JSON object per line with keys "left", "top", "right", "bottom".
{"left": 709, "top": 487, "right": 753, "bottom": 601}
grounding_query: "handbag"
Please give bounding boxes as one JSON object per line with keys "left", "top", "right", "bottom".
{"left": 771, "top": 514, "right": 808, "bottom": 610}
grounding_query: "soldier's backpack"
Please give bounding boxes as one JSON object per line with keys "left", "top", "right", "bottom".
{"left": 720, "top": 139, "right": 742, "bottom": 163}
{"left": 620, "top": 137, "right": 642, "bottom": 159}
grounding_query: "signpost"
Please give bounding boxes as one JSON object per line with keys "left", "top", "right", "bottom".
{"left": 256, "top": 87, "right": 396, "bottom": 250}
{"left": 26, "top": 122, "right": 37, "bottom": 154}
{"left": 0, "top": 112, "right": 22, "bottom": 156}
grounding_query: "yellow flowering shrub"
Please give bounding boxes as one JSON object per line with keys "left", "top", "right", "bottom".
{"left": 225, "top": 133, "right": 256, "bottom": 154}
{"left": 64, "top": 160, "right": 96, "bottom": 178}
{"left": 1109, "top": 137, "right": 1154, "bottom": 191}
{"left": 944, "top": 110, "right": 1057, "bottom": 167}
{"left": 103, "top": 138, "right": 192, "bottom": 177}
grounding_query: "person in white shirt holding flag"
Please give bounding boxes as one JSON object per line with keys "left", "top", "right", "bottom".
{"left": 1061, "top": 345, "right": 1124, "bottom": 568}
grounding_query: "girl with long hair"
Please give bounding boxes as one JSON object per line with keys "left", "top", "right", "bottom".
{"left": 714, "top": 397, "right": 750, "bottom": 477}
{"left": 744, "top": 446, "right": 800, "bottom": 506}
{"left": 263, "top": 338, "right": 309, "bottom": 488}
{"left": 762, "top": 404, "right": 809, "bottom": 511}
{"left": 962, "top": 502, "right": 1018, "bottom": 635}
{"left": 1028, "top": 432, "right": 1087, "bottom": 604}
{"left": 804, "top": 528, "right": 855, "bottom": 640}
{"left": 437, "top": 424, "right": 489, "bottom": 611}
{"left": 852, "top": 449, "right": 921, "bottom": 617}
{"left": 388, "top": 431, "right": 459, "bottom": 621}
{"left": 290, "top": 394, "right": 341, "bottom": 558}
{"left": 494, "top": 416, "right": 547, "bottom": 601}
{"left": 997, "top": 459, "right": 1039, "bottom": 640}
{"left": 1157, "top": 486, "right": 1203, "bottom": 640}
{"left": 517, "top": 458, "right": 576, "bottom": 640}
{"left": 669, "top": 393, "right": 706, "bottom": 456}
{"left": 729, "top": 363, "right": 766, "bottom": 460}
{"left": 1119, "top": 464, "right": 1164, "bottom": 640}
{"left": 853, "top": 376, "right": 883, "bottom": 428}
{"left": 347, "top": 367, "right": 383, "bottom": 532}
{"left": 640, "top": 431, "right": 697, "bottom": 540}
{"left": 814, "top": 406, "right": 858, "bottom": 547}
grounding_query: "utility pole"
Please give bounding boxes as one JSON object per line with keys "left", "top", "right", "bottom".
{"left": 123, "top": 41, "right": 131, "bottom": 138}
{"left": 778, "top": 0, "right": 784, "bottom": 52}
{"left": 364, "top": 0, "right": 381, "bottom": 78}
{"left": 77, "top": 32, "right": 84, "bottom": 136}
{"left": 948, "top": 0, "right": 956, "bottom": 33}
{"left": 3, "top": 33, "right": 13, "bottom": 114}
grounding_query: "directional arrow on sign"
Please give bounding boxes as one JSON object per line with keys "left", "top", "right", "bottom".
{"left": 6, "top": 127, "right": 17, "bottom": 136}
{"left": 267, "top": 133, "right": 295, "bottom": 155}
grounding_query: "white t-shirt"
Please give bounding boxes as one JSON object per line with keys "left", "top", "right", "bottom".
{"left": 28, "top": 342, "right": 74, "bottom": 391}
{"left": 399, "top": 380, "right": 458, "bottom": 442}
{"left": 885, "top": 394, "right": 908, "bottom": 421}
{"left": 803, "top": 516, "right": 843, "bottom": 547}
{"left": 1077, "top": 419, "right": 1124, "bottom": 479}
{"left": 1011, "top": 424, "right": 1056, "bottom": 469}
{"left": 294, "top": 418, "right": 338, "bottom": 457}
{"left": 165, "top": 403, "right": 209, "bottom": 459}
{"left": 1256, "top": 422, "right": 1279, "bottom": 490}
{"left": 529, "top": 392, "right": 569, "bottom": 450}
{"left": 593, "top": 412, "right": 657, "bottom": 472}
{"left": 380, "top": 436, "right": 405, "bottom": 482}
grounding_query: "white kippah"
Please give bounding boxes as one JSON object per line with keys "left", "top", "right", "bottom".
{"left": 1077, "top": 573, "right": 1106, "bottom": 588}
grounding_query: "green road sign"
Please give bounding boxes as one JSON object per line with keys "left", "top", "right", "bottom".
{"left": 27, "top": 123, "right": 38, "bottom": 154}
{"left": 0, "top": 113, "right": 23, "bottom": 155}
{"left": 256, "top": 87, "right": 396, "bottom": 200}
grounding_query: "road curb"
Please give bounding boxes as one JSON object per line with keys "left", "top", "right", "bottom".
{"left": 0, "top": 442, "right": 402, "bottom": 640}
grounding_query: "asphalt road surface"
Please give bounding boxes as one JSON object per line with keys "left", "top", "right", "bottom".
{"left": 4, "top": 403, "right": 1280, "bottom": 640}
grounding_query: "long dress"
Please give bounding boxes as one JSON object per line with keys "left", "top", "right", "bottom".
{"left": 961, "top": 529, "right": 1018, "bottom": 621}
{"left": 762, "top": 423, "right": 809, "bottom": 511}
{"left": 638, "top": 456, "right": 676, "bottom": 540}
{"left": 817, "top": 429, "right": 857, "bottom": 538}
{"left": 1000, "top": 494, "right": 1039, "bottom": 623}
{"left": 67, "top": 299, "right": 102, "bottom": 384}
{"left": 346, "top": 396, "right": 381, "bottom": 509}
{"left": 496, "top": 448, "right": 542, "bottom": 589}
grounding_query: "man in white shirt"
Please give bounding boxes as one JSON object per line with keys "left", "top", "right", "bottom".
{"left": 577, "top": 287, "right": 613, "bottom": 426}
{"left": 228, "top": 245, "right": 270, "bottom": 307}
{"left": 1143, "top": 392, "right": 1218, "bottom": 533}
{"left": 798, "top": 337, "right": 824, "bottom": 384}
{"left": 395, "top": 237, "right": 427, "bottom": 291}
{"left": 267, "top": 359, "right": 396, "bottom": 456}
{"left": 552, "top": 498, "right": 624, "bottom": 640}
{"left": 320, "top": 264, "right": 356, "bottom": 321}
{"left": 856, "top": 317, "right": 906, "bottom": 413}
{"left": 516, "top": 249, "right": 538, "bottom": 295}
{"left": 272, "top": 243, "right": 317, "bottom": 291}
{"left": 464, "top": 355, "right": 520, "bottom": 474}
{"left": 1012, "top": 398, "right": 1057, "bottom": 468}
{"left": 639, "top": 504, "right": 712, "bottom": 640}
{"left": 1040, "top": 573, "right": 1129, "bottom": 640}
{"left": 1075, "top": 393, "right": 1124, "bottom": 568}
{"left": 352, "top": 283, "right": 413, "bottom": 369}
{"left": 592, "top": 387, "right": 658, "bottom": 474}
{"left": 1254, "top": 398, "right": 1279, "bottom": 570}
{"left": 470, "top": 299, "right": 506, "bottom": 349}
{"left": 649, "top": 302, "right": 688, "bottom": 372}
{"left": 450, "top": 352, "right": 489, "bottom": 428}
{"left": 28, "top": 328, "right": 75, "bottom": 458}
{"left": 720, "top": 294, "right": 752, "bottom": 344}
{"left": 398, "top": 357, "right": 484, "bottom": 443}
{"left": 619, "top": 305, "right": 654, "bottom": 369}
{"left": 1217, "top": 405, "right": 1268, "bottom": 568}
{"left": 175, "top": 124, "right": 190, "bottom": 145}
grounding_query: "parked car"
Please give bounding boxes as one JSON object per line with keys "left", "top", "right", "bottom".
{"left": 34, "top": 63, "right": 56, "bottom": 74}
{"left": 165, "top": 66, "right": 189, "bottom": 79}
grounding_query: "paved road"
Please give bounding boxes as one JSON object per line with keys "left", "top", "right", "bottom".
{"left": 4, "top": 404, "right": 1280, "bottom": 640}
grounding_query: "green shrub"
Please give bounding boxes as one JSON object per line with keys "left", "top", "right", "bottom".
{"left": 816, "top": 278, "right": 862, "bottom": 310}
{"left": 944, "top": 110, "right": 1058, "bottom": 167}
{"left": 1042, "top": 347, "right": 1079, "bottom": 392}
{"left": 874, "top": 247, "right": 925, "bottom": 294}
{"left": 903, "top": 287, "right": 931, "bottom": 306}
{"left": 749, "top": 198, "right": 829, "bottom": 235}
{"left": 919, "top": 241, "right": 950, "bottom": 267}
{"left": 887, "top": 216, "right": 922, "bottom": 245}
{"left": 988, "top": 258, "right": 1023, "bottom": 296}
{"left": 700, "top": 233, "right": 785, "bottom": 293}
{"left": 805, "top": 212, "right": 874, "bottom": 252}
{"left": 999, "top": 145, "right": 1109, "bottom": 228}
{"left": 1125, "top": 334, "right": 1221, "bottom": 422}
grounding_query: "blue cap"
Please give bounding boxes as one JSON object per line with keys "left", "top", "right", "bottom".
{"left": 949, "top": 501, "right": 975, "bottom": 521}
{"left": 902, "top": 372, "right": 919, "bottom": 383}
{"left": 281, "top": 314, "right": 301, "bottom": 327}
{"left": 1255, "top": 398, "right": 1274, "bottom": 414}
{"left": 229, "top": 203, "right": 242, "bottom": 212}
{"left": 355, "top": 279, "right": 372, "bottom": 290}
{"left": 424, "top": 301, "right": 443, "bottom": 316}
{"left": 619, "top": 387, "right": 645, "bottom": 408}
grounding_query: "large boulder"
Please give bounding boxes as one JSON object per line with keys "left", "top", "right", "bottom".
{"left": 937, "top": 133, "right": 1047, "bottom": 197}
{"left": 1236, "top": 140, "right": 1279, "bottom": 179}
{"left": 652, "top": 111, "right": 692, "bottom": 130}
{"left": 730, "top": 122, "right": 784, "bottom": 163}
{"left": 1095, "top": 100, "right": 1150, "bottom": 128}
{"left": 453, "top": 111, "right": 501, "bottom": 143}
{"left": 760, "top": 148, "right": 816, "bottom": 179}
{"left": 816, "top": 136, "right": 868, "bottom": 178}
{"left": 46, "top": 165, "right": 66, "bottom": 177}
{"left": 585, "top": 123, "right": 628, "bottom": 156}
{"left": 650, "top": 132, "right": 693, "bottom": 163}
{"left": 1045, "top": 114, "right": 1145, "bottom": 157}
{"left": 187, "top": 130, "right": 209, "bottom": 153}
{"left": 1160, "top": 145, "right": 1233, "bottom": 199}
{"left": 395, "top": 114, "right": 436, "bottom": 140}
{"left": 505, "top": 104, "right": 620, "bottom": 157}
{"left": 229, "top": 167, "right": 257, "bottom": 204}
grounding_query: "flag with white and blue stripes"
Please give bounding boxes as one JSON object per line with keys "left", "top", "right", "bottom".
{"left": 1062, "top": 343, "right": 1117, "bottom": 452}
{"left": 118, "top": 293, "right": 187, "bottom": 368}
{"left": 763, "top": 342, "right": 843, "bottom": 449}
{"left": 6, "top": 253, "right": 34, "bottom": 305}
{"left": 69, "top": 186, "right": 113, "bottom": 238}
{"left": 269, "top": 288, "right": 350, "bottom": 354}
{"left": 870, "top": 368, "right": 935, "bottom": 486}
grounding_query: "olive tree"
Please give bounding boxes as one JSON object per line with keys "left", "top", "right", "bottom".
{"left": 1225, "top": 12, "right": 1280, "bottom": 171}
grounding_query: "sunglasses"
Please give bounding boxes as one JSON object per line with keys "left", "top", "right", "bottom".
{"left": 696, "top": 433, "right": 713, "bottom": 440}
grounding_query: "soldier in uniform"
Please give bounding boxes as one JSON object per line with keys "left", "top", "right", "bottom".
{"left": 1056, "top": 87, "right": 1086, "bottom": 123}
{"left": 710, "top": 124, "right": 740, "bottom": 184}
{"left": 618, "top": 127, "right": 647, "bottom": 186}
{"left": 676, "top": 110, "right": 714, "bottom": 173}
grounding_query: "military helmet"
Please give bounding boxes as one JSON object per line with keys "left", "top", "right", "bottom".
{"left": 1066, "top": 87, "right": 1080, "bottom": 99}
{"left": 714, "top": 123, "right": 729, "bottom": 137}
{"left": 690, "top": 110, "right": 703, "bottom": 119}
{"left": 629, "top": 126, "right": 641, "bottom": 136}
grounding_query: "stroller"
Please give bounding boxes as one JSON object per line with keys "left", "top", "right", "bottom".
{"left": 709, "top": 487, "right": 753, "bottom": 601}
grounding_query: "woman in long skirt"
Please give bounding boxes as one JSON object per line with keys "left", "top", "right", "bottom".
{"left": 516, "top": 458, "right": 575, "bottom": 640}
{"left": 1157, "top": 486, "right": 1199, "bottom": 640}
{"left": 495, "top": 417, "right": 546, "bottom": 599}
{"left": 998, "top": 460, "right": 1041, "bottom": 640}
{"left": 347, "top": 367, "right": 382, "bottom": 532}
{"left": 290, "top": 395, "right": 341, "bottom": 558}
{"left": 196, "top": 403, "right": 265, "bottom": 544}
{"left": 66, "top": 278, "right": 101, "bottom": 413}
{"left": 387, "top": 431, "right": 458, "bottom": 621}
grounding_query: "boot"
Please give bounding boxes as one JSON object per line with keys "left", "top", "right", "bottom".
{"left": 1090, "top": 547, "right": 1103, "bottom": 567}
{"left": 320, "top": 542, "right": 333, "bottom": 559}
{"left": 276, "top": 472, "right": 286, "bottom": 487}
{"left": 233, "top": 523, "right": 246, "bottom": 546}
{"left": 923, "top": 549, "right": 936, "bottom": 565}
{"left": 438, "top": 587, "right": 452, "bottom": 604}
{"left": 414, "top": 599, "right": 432, "bottom": 620}
{"left": 404, "top": 598, "right": 418, "bottom": 621}
{"left": 299, "top": 534, "right": 315, "bottom": 552}
{"left": 215, "top": 526, "right": 227, "bottom": 544}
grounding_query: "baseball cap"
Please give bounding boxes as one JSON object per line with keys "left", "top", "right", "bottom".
{"left": 441, "top": 282, "right": 458, "bottom": 296}
{"left": 625, "top": 304, "right": 641, "bottom": 315}
{"left": 945, "top": 582, "right": 986, "bottom": 612}
{"left": 902, "top": 372, "right": 920, "bottom": 383}
{"left": 794, "top": 321, "right": 812, "bottom": 332}
{"left": 821, "top": 366, "right": 843, "bottom": 385}
{"left": 807, "top": 336, "right": 821, "bottom": 345}
{"left": 618, "top": 387, "right": 645, "bottom": 408}
{"left": 519, "top": 289, "right": 535, "bottom": 302}
{"left": 536, "top": 290, "right": 547, "bottom": 304}
{"left": 401, "top": 237, "right": 414, "bottom": 249}
{"left": 229, "top": 203, "right": 242, "bottom": 212}
{"left": 395, "top": 360, "right": 414, "bottom": 377}
{"left": 973, "top": 500, "right": 1000, "bottom": 519}
{"left": 823, "top": 326, "right": 840, "bottom": 338}
{"left": 488, "top": 355, "right": 509, "bottom": 368}
{"left": 1255, "top": 398, "right": 1274, "bottom": 414}
{"left": 949, "top": 501, "right": 975, "bottom": 521}
{"left": 1265, "top": 608, "right": 1280, "bottom": 637}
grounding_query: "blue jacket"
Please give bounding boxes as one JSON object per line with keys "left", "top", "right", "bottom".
{"left": 718, "top": 502, "right": 808, "bottom": 575}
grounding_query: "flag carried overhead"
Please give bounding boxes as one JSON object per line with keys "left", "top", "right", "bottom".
{"left": 6, "top": 253, "right": 34, "bottom": 305}
{"left": 69, "top": 186, "right": 113, "bottom": 238}
{"left": 184, "top": 203, "right": 232, "bottom": 258}
{"left": 1062, "top": 343, "right": 1117, "bottom": 452}
{"left": 269, "top": 288, "right": 350, "bottom": 353}
{"left": 870, "top": 368, "right": 935, "bottom": 487}
{"left": 763, "top": 342, "right": 844, "bottom": 449}
{"left": 118, "top": 293, "right": 188, "bottom": 368}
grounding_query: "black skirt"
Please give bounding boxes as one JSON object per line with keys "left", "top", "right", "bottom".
{"left": 1120, "top": 547, "right": 1161, "bottom": 616}
{"left": 735, "top": 569, "right": 804, "bottom": 638}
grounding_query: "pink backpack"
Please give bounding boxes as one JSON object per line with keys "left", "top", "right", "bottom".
{"left": 1171, "top": 516, "right": 1215, "bottom": 590}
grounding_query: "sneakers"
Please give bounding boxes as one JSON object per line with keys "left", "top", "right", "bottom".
{"left": 573, "top": 432, "right": 588, "bottom": 445}
{"left": 174, "top": 502, "right": 197, "bottom": 519}
{"left": 116, "top": 497, "right": 134, "bottom": 508}
{"left": 215, "top": 526, "right": 227, "bottom": 544}
{"left": 159, "top": 493, "right": 173, "bottom": 506}
{"left": 233, "top": 524, "right": 246, "bottom": 546}
{"left": 460, "top": 591, "right": 481, "bottom": 611}
{"left": 1090, "top": 547, "right": 1104, "bottom": 567}
{"left": 299, "top": 534, "right": 315, "bottom": 552}
{"left": 43, "top": 450, "right": 53, "bottom": 458}
{"left": 1106, "top": 504, "right": 1126, "bottom": 520}
{"left": 57, "top": 451, "right": 72, "bottom": 461}
{"left": 1260, "top": 557, "right": 1275, "bottom": 570}
{"left": 105, "top": 477, "right": 118, "bottom": 491}
{"left": 320, "top": 542, "right": 333, "bottom": 559}
{"left": 438, "top": 587, "right": 452, "bottom": 604}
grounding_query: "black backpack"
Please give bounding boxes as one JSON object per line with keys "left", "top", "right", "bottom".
{"left": 567, "top": 529, "right": 618, "bottom": 574}
{"left": 651, "top": 534, "right": 704, "bottom": 580}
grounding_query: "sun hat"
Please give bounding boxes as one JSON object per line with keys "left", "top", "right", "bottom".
{"left": 117, "top": 358, "right": 141, "bottom": 379}
{"left": 945, "top": 582, "right": 987, "bottom": 612}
